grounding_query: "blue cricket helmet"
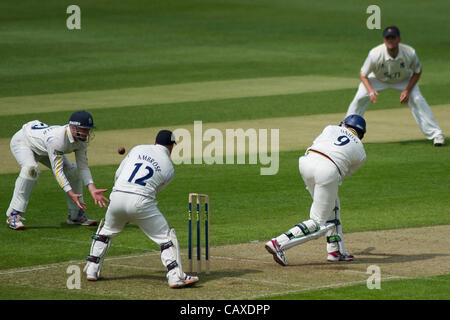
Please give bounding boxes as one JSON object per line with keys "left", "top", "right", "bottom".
{"left": 342, "top": 114, "right": 366, "bottom": 139}
{"left": 69, "top": 110, "right": 96, "bottom": 142}
{"left": 69, "top": 110, "right": 96, "bottom": 129}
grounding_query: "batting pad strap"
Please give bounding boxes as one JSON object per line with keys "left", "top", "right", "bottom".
{"left": 326, "top": 219, "right": 341, "bottom": 226}
{"left": 167, "top": 260, "right": 178, "bottom": 271}
{"left": 327, "top": 235, "right": 342, "bottom": 243}
{"left": 87, "top": 255, "right": 101, "bottom": 263}
{"left": 160, "top": 241, "right": 174, "bottom": 252}
{"left": 296, "top": 223, "right": 309, "bottom": 235}
{"left": 284, "top": 232, "right": 294, "bottom": 240}
{"left": 92, "top": 234, "right": 110, "bottom": 243}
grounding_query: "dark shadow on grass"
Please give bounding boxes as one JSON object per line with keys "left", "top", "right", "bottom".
{"left": 101, "top": 268, "right": 263, "bottom": 286}
{"left": 22, "top": 221, "right": 146, "bottom": 230}
{"left": 19, "top": 225, "right": 66, "bottom": 230}
{"left": 13, "top": 222, "right": 100, "bottom": 230}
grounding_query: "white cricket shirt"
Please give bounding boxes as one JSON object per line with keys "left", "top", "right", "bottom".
{"left": 113, "top": 144, "right": 174, "bottom": 199}
{"left": 306, "top": 125, "right": 366, "bottom": 179}
{"left": 21, "top": 120, "right": 94, "bottom": 192}
{"left": 361, "top": 43, "right": 421, "bottom": 83}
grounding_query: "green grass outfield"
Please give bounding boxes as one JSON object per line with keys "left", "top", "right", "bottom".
{"left": 1, "top": 142, "right": 449, "bottom": 270}
{"left": 0, "top": 0, "right": 449, "bottom": 300}
{"left": 266, "top": 274, "right": 450, "bottom": 300}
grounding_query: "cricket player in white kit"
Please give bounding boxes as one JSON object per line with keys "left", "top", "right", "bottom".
{"left": 6, "top": 111, "right": 109, "bottom": 230}
{"left": 84, "top": 130, "right": 199, "bottom": 288}
{"left": 265, "top": 115, "right": 366, "bottom": 265}
{"left": 347, "top": 26, "right": 445, "bottom": 146}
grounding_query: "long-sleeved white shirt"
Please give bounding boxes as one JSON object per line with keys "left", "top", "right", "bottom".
{"left": 21, "top": 120, "right": 94, "bottom": 192}
{"left": 113, "top": 144, "right": 174, "bottom": 199}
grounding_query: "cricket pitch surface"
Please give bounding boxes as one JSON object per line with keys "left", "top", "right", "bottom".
{"left": 1, "top": 225, "right": 449, "bottom": 300}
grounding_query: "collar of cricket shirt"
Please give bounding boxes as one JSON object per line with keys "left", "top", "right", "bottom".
{"left": 66, "top": 125, "right": 75, "bottom": 144}
{"left": 384, "top": 43, "right": 403, "bottom": 61}
{"left": 155, "top": 143, "right": 170, "bottom": 156}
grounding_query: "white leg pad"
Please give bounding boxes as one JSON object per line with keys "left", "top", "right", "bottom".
{"left": 84, "top": 219, "right": 112, "bottom": 278}
{"left": 168, "top": 228, "right": 184, "bottom": 279}
{"left": 277, "top": 219, "right": 335, "bottom": 251}
{"left": 8, "top": 166, "right": 40, "bottom": 214}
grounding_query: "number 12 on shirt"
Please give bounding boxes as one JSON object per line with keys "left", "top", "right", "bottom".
{"left": 128, "top": 163, "right": 154, "bottom": 186}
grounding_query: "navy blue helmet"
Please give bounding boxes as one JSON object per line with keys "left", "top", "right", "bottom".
{"left": 341, "top": 114, "right": 366, "bottom": 139}
{"left": 69, "top": 110, "right": 95, "bottom": 129}
{"left": 69, "top": 110, "right": 95, "bottom": 142}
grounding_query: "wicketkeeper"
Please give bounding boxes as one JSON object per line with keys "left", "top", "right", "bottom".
{"left": 265, "top": 115, "right": 367, "bottom": 265}
{"left": 84, "top": 130, "right": 199, "bottom": 288}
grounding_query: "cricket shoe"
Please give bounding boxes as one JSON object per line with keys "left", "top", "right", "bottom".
{"left": 84, "top": 261, "right": 100, "bottom": 281}
{"left": 67, "top": 211, "right": 98, "bottom": 226}
{"left": 265, "top": 239, "right": 288, "bottom": 266}
{"left": 167, "top": 270, "right": 199, "bottom": 288}
{"left": 433, "top": 135, "right": 445, "bottom": 147}
{"left": 327, "top": 251, "right": 354, "bottom": 262}
{"left": 6, "top": 210, "right": 25, "bottom": 230}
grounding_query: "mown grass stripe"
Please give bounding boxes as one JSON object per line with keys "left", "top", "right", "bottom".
{"left": 0, "top": 104, "right": 448, "bottom": 174}
{"left": 0, "top": 76, "right": 358, "bottom": 116}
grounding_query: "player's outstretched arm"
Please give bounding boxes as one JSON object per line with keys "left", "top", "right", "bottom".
{"left": 87, "top": 183, "right": 109, "bottom": 208}
{"left": 67, "top": 189, "right": 87, "bottom": 211}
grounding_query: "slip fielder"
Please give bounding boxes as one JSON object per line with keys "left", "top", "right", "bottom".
{"left": 6, "top": 110, "right": 109, "bottom": 230}
{"left": 347, "top": 26, "right": 445, "bottom": 146}
{"left": 84, "top": 130, "right": 199, "bottom": 288}
{"left": 265, "top": 115, "right": 367, "bottom": 265}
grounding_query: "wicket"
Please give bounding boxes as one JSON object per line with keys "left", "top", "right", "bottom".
{"left": 188, "top": 193, "right": 210, "bottom": 274}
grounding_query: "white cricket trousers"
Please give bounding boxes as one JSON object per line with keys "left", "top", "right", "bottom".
{"left": 7, "top": 129, "right": 83, "bottom": 217}
{"left": 347, "top": 77, "right": 443, "bottom": 140}
{"left": 98, "top": 191, "right": 176, "bottom": 268}
{"left": 299, "top": 152, "right": 344, "bottom": 253}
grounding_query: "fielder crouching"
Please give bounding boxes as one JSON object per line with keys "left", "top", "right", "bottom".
{"left": 84, "top": 130, "right": 199, "bottom": 288}
{"left": 6, "top": 110, "right": 109, "bottom": 230}
{"left": 265, "top": 115, "right": 367, "bottom": 265}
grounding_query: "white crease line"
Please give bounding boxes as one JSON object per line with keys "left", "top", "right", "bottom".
{"left": 0, "top": 265, "right": 60, "bottom": 275}
{"left": 220, "top": 276, "right": 307, "bottom": 288}
{"left": 209, "top": 255, "right": 274, "bottom": 265}
{"left": 242, "top": 274, "right": 411, "bottom": 300}
{"left": 242, "top": 279, "right": 370, "bottom": 300}
{"left": 344, "top": 269, "right": 410, "bottom": 280}
{"left": 0, "top": 253, "right": 160, "bottom": 276}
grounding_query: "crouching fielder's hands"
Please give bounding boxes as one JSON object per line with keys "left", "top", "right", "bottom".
{"left": 67, "top": 189, "right": 87, "bottom": 211}
{"left": 88, "top": 183, "right": 110, "bottom": 208}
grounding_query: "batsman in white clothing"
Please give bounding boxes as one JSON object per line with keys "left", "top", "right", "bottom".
{"left": 6, "top": 110, "right": 109, "bottom": 230}
{"left": 347, "top": 25, "right": 445, "bottom": 146}
{"left": 265, "top": 115, "right": 366, "bottom": 265}
{"left": 84, "top": 130, "right": 199, "bottom": 288}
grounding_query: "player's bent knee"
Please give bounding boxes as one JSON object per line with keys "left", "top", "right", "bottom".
{"left": 20, "top": 165, "right": 40, "bottom": 180}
